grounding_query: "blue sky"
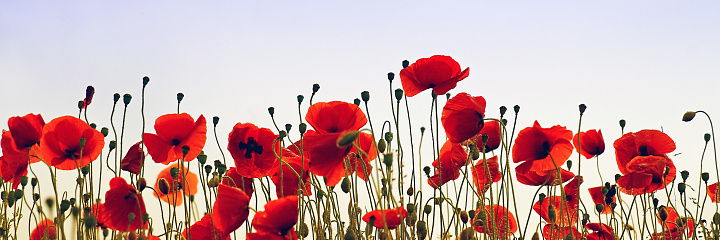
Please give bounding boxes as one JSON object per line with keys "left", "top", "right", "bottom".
{"left": 2, "top": 1, "right": 720, "bottom": 237}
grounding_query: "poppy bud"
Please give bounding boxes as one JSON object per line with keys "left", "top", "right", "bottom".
{"left": 384, "top": 132, "right": 393, "bottom": 142}
{"left": 538, "top": 193, "right": 546, "bottom": 204}
{"left": 101, "top": 127, "right": 109, "bottom": 137}
{"left": 79, "top": 137, "right": 86, "bottom": 148}
{"left": 142, "top": 76, "right": 150, "bottom": 87}
{"left": 123, "top": 94, "right": 132, "bottom": 105}
{"left": 547, "top": 204, "right": 557, "bottom": 222}
{"left": 406, "top": 203, "right": 415, "bottom": 214}
{"left": 298, "top": 123, "right": 307, "bottom": 134}
{"left": 460, "top": 210, "right": 469, "bottom": 224}
{"left": 664, "top": 167, "right": 670, "bottom": 176}
{"left": 681, "top": 170, "right": 689, "bottom": 182}
{"left": 445, "top": 93, "right": 451, "bottom": 100}
{"left": 387, "top": 72, "right": 395, "bottom": 81}
{"left": 197, "top": 152, "right": 207, "bottom": 164}
{"left": 89, "top": 123, "right": 96, "bottom": 129}
{"left": 532, "top": 232, "right": 540, "bottom": 240}
{"left": 702, "top": 172, "right": 710, "bottom": 182}
{"left": 181, "top": 145, "right": 190, "bottom": 156}
{"left": 33, "top": 193, "right": 40, "bottom": 202}
{"left": 268, "top": 107, "right": 275, "bottom": 117}
{"left": 377, "top": 139, "right": 386, "bottom": 153}
{"left": 169, "top": 167, "right": 180, "bottom": 179}
{"left": 579, "top": 104, "right": 587, "bottom": 115}
{"left": 678, "top": 182, "right": 686, "bottom": 194}
{"left": 78, "top": 100, "right": 85, "bottom": 109}
{"left": 45, "top": 198, "right": 54, "bottom": 209}
{"left": 103, "top": 228, "right": 109, "bottom": 237}
{"left": 513, "top": 105, "right": 520, "bottom": 114}
{"left": 423, "top": 166, "right": 430, "bottom": 176}
{"left": 109, "top": 140, "right": 116, "bottom": 151}
{"left": 297, "top": 95, "right": 304, "bottom": 104}
{"left": 619, "top": 119, "right": 626, "bottom": 128}
{"left": 31, "top": 178, "right": 38, "bottom": 188}
{"left": 113, "top": 93, "right": 120, "bottom": 104}
{"left": 337, "top": 131, "right": 360, "bottom": 147}
{"left": 595, "top": 203, "right": 604, "bottom": 213}
{"left": 213, "top": 116, "right": 219, "bottom": 126}
{"left": 353, "top": 98, "right": 360, "bottom": 106}
{"left": 402, "top": 60, "right": 409, "bottom": 68}
{"left": 158, "top": 178, "right": 170, "bottom": 195}
{"left": 60, "top": 199, "right": 71, "bottom": 213}
{"left": 214, "top": 160, "right": 223, "bottom": 168}
{"left": 297, "top": 222, "right": 309, "bottom": 237}
{"left": 383, "top": 154, "right": 393, "bottom": 168}
{"left": 417, "top": 220, "right": 427, "bottom": 240}
{"left": 407, "top": 187, "right": 414, "bottom": 196}
{"left": 682, "top": 111, "right": 696, "bottom": 122}
{"left": 423, "top": 205, "right": 432, "bottom": 214}
{"left": 361, "top": 91, "right": 370, "bottom": 102}
{"left": 83, "top": 193, "right": 90, "bottom": 203}
{"left": 127, "top": 230, "right": 137, "bottom": 240}
{"left": 175, "top": 93, "right": 184, "bottom": 104}
{"left": 81, "top": 165, "right": 90, "bottom": 175}
{"left": 208, "top": 176, "right": 220, "bottom": 187}
{"left": 285, "top": 123, "right": 292, "bottom": 133}
{"left": 420, "top": 126, "right": 425, "bottom": 134}
{"left": 13, "top": 189, "right": 23, "bottom": 200}
{"left": 705, "top": 133, "right": 711, "bottom": 143}
{"left": 204, "top": 165, "right": 212, "bottom": 174}
{"left": 341, "top": 177, "right": 351, "bottom": 193}
{"left": 137, "top": 178, "right": 147, "bottom": 192}
{"left": 502, "top": 119, "right": 508, "bottom": 126}
{"left": 566, "top": 160, "right": 572, "bottom": 170}
{"left": 20, "top": 176, "right": 28, "bottom": 187}
{"left": 713, "top": 212, "right": 720, "bottom": 225}
{"left": 395, "top": 89, "right": 404, "bottom": 101}
{"left": 470, "top": 145, "right": 479, "bottom": 160}
{"left": 127, "top": 212, "right": 136, "bottom": 224}
{"left": 615, "top": 174, "right": 621, "bottom": 182}
{"left": 564, "top": 233, "right": 575, "bottom": 240}
{"left": 658, "top": 206, "right": 668, "bottom": 221}
{"left": 278, "top": 130, "right": 287, "bottom": 139}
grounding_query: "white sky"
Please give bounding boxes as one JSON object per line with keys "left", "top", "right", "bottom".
{"left": 2, "top": 1, "right": 720, "bottom": 238}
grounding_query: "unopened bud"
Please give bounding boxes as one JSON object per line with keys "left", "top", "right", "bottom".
{"left": 181, "top": 145, "right": 190, "bottom": 156}
{"left": 595, "top": 203, "right": 604, "bottom": 213}
{"left": 113, "top": 93, "right": 120, "bottom": 104}
{"left": 619, "top": 119, "right": 626, "bottom": 128}
{"left": 678, "top": 182, "right": 686, "bottom": 194}
{"left": 682, "top": 111, "right": 696, "bottom": 122}
{"left": 312, "top": 84, "right": 320, "bottom": 93}
{"left": 566, "top": 160, "right": 572, "bottom": 170}
{"left": 702, "top": 172, "right": 710, "bottom": 182}
{"left": 137, "top": 178, "right": 147, "bottom": 192}
{"left": 213, "top": 116, "right": 219, "bottom": 126}
{"left": 123, "top": 94, "right": 132, "bottom": 105}
{"left": 579, "top": 104, "right": 587, "bottom": 115}
{"left": 208, "top": 176, "right": 220, "bottom": 187}
{"left": 297, "top": 95, "right": 304, "bottom": 104}
{"left": 548, "top": 204, "right": 557, "bottom": 222}
{"left": 705, "top": 133, "right": 712, "bottom": 143}
{"left": 402, "top": 60, "right": 409, "bottom": 68}
{"left": 298, "top": 123, "right": 307, "bottom": 134}
{"left": 395, "top": 89, "right": 404, "bottom": 101}
{"left": 142, "top": 76, "right": 150, "bottom": 87}
{"left": 268, "top": 107, "right": 275, "bottom": 117}
{"left": 384, "top": 132, "right": 393, "bottom": 142}
{"left": 158, "top": 179, "right": 170, "bottom": 195}
{"left": 460, "top": 210, "right": 469, "bottom": 224}
{"left": 101, "top": 127, "right": 109, "bottom": 137}
{"left": 337, "top": 131, "right": 360, "bottom": 147}
{"left": 377, "top": 139, "right": 386, "bottom": 153}
{"left": 285, "top": 124, "right": 292, "bottom": 133}
{"left": 658, "top": 206, "right": 668, "bottom": 221}
{"left": 383, "top": 154, "right": 393, "bottom": 168}
{"left": 513, "top": 105, "right": 520, "bottom": 114}
{"left": 681, "top": 170, "right": 689, "bottom": 182}
{"left": 341, "top": 177, "right": 351, "bottom": 193}
{"left": 387, "top": 72, "right": 395, "bottom": 81}
{"left": 361, "top": 91, "right": 370, "bottom": 102}
{"left": 423, "top": 205, "right": 432, "bottom": 214}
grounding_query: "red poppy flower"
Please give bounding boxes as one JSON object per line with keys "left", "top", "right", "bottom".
{"left": 303, "top": 130, "right": 374, "bottom": 187}
{"left": 37, "top": 116, "right": 104, "bottom": 170}
{"left": 120, "top": 142, "right": 144, "bottom": 175}
{"left": 651, "top": 206, "right": 693, "bottom": 240}
{"left": 586, "top": 223, "right": 614, "bottom": 240}
{"left": 183, "top": 214, "right": 230, "bottom": 240}
{"left": 347, "top": 132, "right": 378, "bottom": 180}
{"left": 143, "top": 113, "right": 206, "bottom": 165}
{"left": 222, "top": 167, "right": 255, "bottom": 197}
{"left": 573, "top": 129, "right": 605, "bottom": 159}
{"left": 515, "top": 162, "right": 575, "bottom": 186}
{"left": 247, "top": 230, "right": 298, "bottom": 240}
{"left": 472, "top": 204, "right": 518, "bottom": 238}
{"left": 228, "top": 122, "right": 281, "bottom": 178}
{"left": 708, "top": 182, "right": 719, "bottom": 202}
{"left": 441, "top": 93, "right": 486, "bottom": 143}
{"left": 616, "top": 155, "right": 676, "bottom": 195}
{"left": 474, "top": 120, "right": 501, "bottom": 153}
{"left": 614, "top": 129, "right": 675, "bottom": 175}
{"left": 2, "top": 114, "right": 44, "bottom": 188}
{"left": 428, "top": 140, "right": 468, "bottom": 188}
{"left": 211, "top": 183, "right": 251, "bottom": 234}
{"left": 252, "top": 195, "right": 299, "bottom": 237}
{"left": 30, "top": 218, "right": 56, "bottom": 240}
{"left": 513, "top": 121, "right": 573, "bottom": 172}
{"left": 101, "top": 177, "right": 147, "bottom": 232}
{"left": 362, "top": 206, "right": 408, "bottom": 229}
{"left": 153, "top": 163, "right": 199, "bottom": 206}
{"left": 271, "top": 150, "right": 311, "bottom": 197}
{"left": 399, "top": 55, "right": 469, "bottom": 97}
{"left": 533, "top": 177, "right": 582, "bottom": 227}
{"left": 7, "top": 113, "right": 45, "bottom": 151}
{"left": 542, "top": 224, "right": 580, "bottom": 240}
{"left": 88, "top": 203, "right": 106, "bottom": 228}
{"left": 80, "top": 85, "right": 95, "bottom": 109}
{"left": 588, "top": 186, "right": 616, "bottom": 214}
{"left": 305, "top": 101, "right": 367, "bottom": 134}
{"left": 471, "top": 156, "right": 501, "bottom": 195}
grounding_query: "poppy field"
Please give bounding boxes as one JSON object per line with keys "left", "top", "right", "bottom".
{"left": 2, "top": 55, "right": 720, "bottom": 240}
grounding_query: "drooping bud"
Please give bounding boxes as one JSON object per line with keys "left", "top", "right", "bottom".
{"left": 337, "top": 131, "right": 360, "bottom": 147}
{"left": 460, "top": 210, "right": 469, "bottom": 224}
{"left": 109, "top": 140, "right": 116, "bottom": 151}
{"left": 341, "top": 177, "right": 351, "bottom": 193}
{"left": 158, "top": 179, "right": 170, "bottom": 195}
{"left": 682, "top": 111, "right": 696, "bottom": 122}
{"left": 377, "top": 139, "right": 386, "bottom": 153}
{"left": 423, "top": 166, "right": 431, "bottom": 176}
{"left": 658, "top": 206, "right": 668, "bottom": 221}
{"left": 137, "top": 178, "right": 147, "bottom": 192}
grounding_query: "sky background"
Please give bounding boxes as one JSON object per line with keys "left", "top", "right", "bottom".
{"left": 2, "top": 1, "right": 720, "bottom": 238}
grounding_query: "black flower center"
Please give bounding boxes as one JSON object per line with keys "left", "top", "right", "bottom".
{"left": 172, "top": 139, "right": 181, "bottom": 146}
{"left": 638, "top": 145, "right": 649, "bottom": 156}
{"left": 238, "top": 137, "right": 263, "bottom": 159}
{"left": 65, "top": 149, "right": 80, "bottom": 159}
{"left": 537, "top": 141, "right": 551, "bottom": 159}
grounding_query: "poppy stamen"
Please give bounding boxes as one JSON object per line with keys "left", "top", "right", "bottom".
{"left": 638, "top": 145, "right": 649, "bottom": 156}
{"left": 172, "top": 139, "right": 181, "bottom": 146}
{"left": 238, "top": 137, "right": 264, "bottom": 159}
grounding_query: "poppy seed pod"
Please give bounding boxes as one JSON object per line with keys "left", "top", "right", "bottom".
{"left": 705, "top": 133, "right": 712, "bottom": 143}
{"left": 297, "top": 95, "right": 304, "bottom": 104}
{"left": 101, "top": 127, "right": 109, "bottom": 137}
{"left": 383, "top": 154, "right": 393, "bottom": 168}
{"left": 402, "top": 60, "right": 409, "bottom": 68}
{"left": 285, "top": 123, "right": 292, "bottom": 132}
{"left": 31, "top": 178, "right": 38, "bottom": 188}
{"left": 312, "top": 83, "right": 320, "bottom": 93}
{"left": 395, "top": 89, "right": 404, "bottom": 101}
{"left": 341, "top": 177, "right": 351, "bottom": 193}
{"left": 595, "top": 203, "right": 604, "bottom": 213}
{"left": 423, "top": 166, "right": 430, "bottom": 176}
{"left": 678, "top": 182, "right": 686, "bottom": 194}
{"left": 547, "top": 204, "right": 557, "bottom": 222}
{"left": 197, "top": 152, "right": 207, "bottom": 164}
{"left": 181, "top": 145, "right": 190, "bottom": 156}
{"left": 423, "top": 205, "right": 432, "bottom": 214}
{"left": 682, "top": 111, "right": 696, "bottom": 122}
{"left": 579, "top": 104, "right": 587, "bottom": 115}
{"left": 109, "top": 140, "right": 116, "bottom": 151}
{"left": 142, "top": 76, "right": 150, "bottom": 87}
{"left": 702, "top": 172, "right": 710, "bottom": 182}
{"left": 337, "top": 131, "right": 360, "bottom": 147}
{"left": 123, "top": 94, "right": 132, "bottom": 105}
{"left": 353, "top": 98, "right": 360, "bottom": 105}
{"left": 658, "top": 206, "right": 668, "bottom": 221}
{"left": 460, "top": 210, "right": 469, "bottom": 224}
{"left": 204, "top": 165, "right": 212, "bottom": 174}
{"left": 566, "top": 160, "right": 572, "bottom": 170}
{"left": 77, "top": 100, "right": 85, "bottom": 109}
{"left": 499, "top": 106, "right": 507, "bottom": 117}
{"left": 157, "top": 179, "right": 170, "bottom": 195}
{"left": 213, "top": 116, "right": 219, "bottom": 126}
{"left": 384, "top": 132, "right": 393, "bottom": 142}
{"left": 513, "top": 105, "right": 520, "bottom": 114}
{"left": 137, "top": 178, "right": 147, "bottom": 192}
{"left": 681, "top": 170, "right": 689, "bottom": 182}
{"left": 113, "top": 93, "right": 120, "bottom": 103}
{"left": 538, "top": 193, "right": 546, "bottom": 204}
{"left": 406, "top": 187, "right": 414, "bottom": 196}
{"left": 60, "top": 199, "right": 70, "bottom": 213}
{"left": 619, "top": 119, "right": 626, "bottom": 128}
{"left": 299, "top": 123, "right": 307, "bottom": 134}
{"left": 20, "top": 176, "right": 28, "bottom": 187}
{"left": 387, "top": 72, "right": 395, "bottom": 81}
{"left": 176, "top": 93, "right": 184, "bottom": 103}
{"left": 361, "top": 91, "right": 370, "bottom": 102}
{"left": 377, "top": 139, "right": 386, "bottom": 153}
{"left": 268, "top": 107, "right": 275, "bottom": 117}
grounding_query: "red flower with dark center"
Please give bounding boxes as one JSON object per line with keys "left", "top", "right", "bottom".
{"left": 37, "top": 116, "right": 104, "bottom": 170}
{"left": 120, "top": 142, "right": 144, "bottom": 175}
{"left": 143, "top": 113, "right": 206, "bottom": 165}
{"left": 474, "top": 120, "right": 501, "bottom": 153}
{"left": 30, "top": 218, "right": 56, "bottom": 240}
{"left": 586, "top": 223, "right": 614, "bottom": 240}
{"left": 542, "top": 224, "right": 580, "bottom": 240}
{"left": 271, "top": 149, "right": 311, "bottom": 197}
{"left": 252, "top": 195, "right": 299, "bottom": 237}
{"left": 651, "top": 206, "right": 693, "bottom": 240}
{"left": 614, "top": 129, "right": 675, "bottom": 175}
{"left": 303, "top": 130, "right": 352, "bottom": 186}
{"left": 441, "top": 92, "right": 486, "bottom": 143}
{"left": 532, "top": 177, "right": 582, "bottom": 227}
{"left": 573, "top": 129, "right": 605, "bottom": 159}
{"left": 471, "top": 156, "right": 501, "bottom": 195}
{"left": 222, "top": 167, "right": 255, "bottom": 197}
{"left": 615, "top": 155, "right": 676, "bottom": 195}
{"left": 472, "top": 204, "right": 518, "bottom": 238}
{"left": 305, "top": 101, "right": 367, "bottom": 134}
{"left": 153, "top": 163, "right": 198, "bottom": 206}
{"left": 399, "top": 55, "right": 470, "bottom": 97}
{"left": 183, "top": 214, "right": 230, "bottom": 240}
{"left": 588, "top": 186, "right": 616, "bottom": 214}
{"left": 515, "top": 162, "right": 575, "bottom": 186}
{"left": 211, "top": 183, "right": 251, "bottom": 235}
{"left": 101, "top": 177, "right": 147, "bottom": 232}
{"left": 708, "top": 182, "right": 720, "bottom": 202}
{"left": 512, "top": 121, "right": 573, "bottom": 172}
{"left": 428, "top": 140, "right": 468, "bottom": 188}
{"left": 228, "top": 122, "right": 280, "bottom": 178}
{"left": 362, "top": 206, "right": 408, "bottom": 229}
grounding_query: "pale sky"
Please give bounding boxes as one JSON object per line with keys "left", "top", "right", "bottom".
{"left": 2, "top": 1, "right": 720, "bottom": 238}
